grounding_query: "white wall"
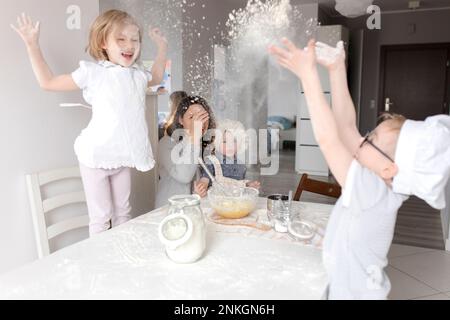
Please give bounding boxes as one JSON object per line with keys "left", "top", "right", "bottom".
{"left": 268, "top": 62, "right": 301, "bottom": 122}
{"left": 0, "top": 0, "right": 99, "bottom": 274}
{"left": 183, "top": 0, "right": 241, "bottom": 99}
{"left": 444, "top": 182, "right": 450, "bottom": 250}
{"left": 267, "top": 3, "right": 319, "bottom": 122}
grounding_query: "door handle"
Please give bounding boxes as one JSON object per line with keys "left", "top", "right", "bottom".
{"left": 385, "top": 97, "right": 394, "bottom": 112}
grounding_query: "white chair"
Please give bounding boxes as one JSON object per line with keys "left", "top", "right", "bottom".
{"left": 26, "top": 166, "right": 89, "bottom": 258}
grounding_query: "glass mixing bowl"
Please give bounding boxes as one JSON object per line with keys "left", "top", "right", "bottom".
{"left": 207, "top": 185, "right": 259, "bottom": 219}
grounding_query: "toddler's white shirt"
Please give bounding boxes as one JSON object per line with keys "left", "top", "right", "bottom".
{"left": 322, "top": 160, "right": 407, "bottom": 300}
{"left": 71, "top": 60, "right": 155, "bottom": 172}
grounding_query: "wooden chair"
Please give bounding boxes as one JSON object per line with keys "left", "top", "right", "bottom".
{"left": 26, "top": 166, "right": 89, "bottom": 258}
{"left": 294, "top": 173, "right": 342, "bottom": 201}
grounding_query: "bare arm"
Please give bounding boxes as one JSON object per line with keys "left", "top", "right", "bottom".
{"left": 147, "top": 28, "right": 168, "bottom": 87}
{"left": 11, "top": 13, "right": 78, "bottom": 91}
{"left": 25, "top": 45, "right": 78, "bottom": 91}
{"left": 269, "top": 39, "right": 353, "bottom": 187}
{"left": 193, "top": 178, "right": 209, "bottom": 198}
{"left": 316, "top": 41, "right": 362, "bottom": 153}
{"left": 299, "top": 63, "right": 353, "bottom": 187}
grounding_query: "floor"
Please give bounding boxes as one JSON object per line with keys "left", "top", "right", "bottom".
{"left": 387, "top": 244, "right": 450, "bottom": 300}
{"left": 247, "top": 148, "right": 450, "bottom": 300}
{"left": 394, "top": 196, "right": 444, "bottom": 250}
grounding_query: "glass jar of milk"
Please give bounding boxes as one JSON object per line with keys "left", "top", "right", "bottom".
{"left": 158, "top": 194, "right": 206, "bottom": 263}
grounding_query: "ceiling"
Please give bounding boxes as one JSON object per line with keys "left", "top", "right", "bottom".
{"left": 226, "top": 0, "right": 450, "bottom": 17}
{"left": 320, "top": 0, "right": 450, "bottom": 16}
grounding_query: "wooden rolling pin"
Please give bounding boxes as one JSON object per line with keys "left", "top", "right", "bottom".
{"left": 208, "top": 213, "right": 272, "bottom": 231}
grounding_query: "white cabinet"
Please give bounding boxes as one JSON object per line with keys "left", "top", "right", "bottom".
{"left": 298, "top": 93, "right": 331, "bottom": 120}
{"left": 295, "top": 93, "right": 331, "bottom": 176}
{"left": 296, "top": 145, "right": 329, "bottom": 176}
{"left": 295, "top": 25, "right": 348, "bottom": 176}
{"left": 298, "top": 120, "right": 317, "bottom": 145}
{"left": 298, "top": 94, "right": 309, "bottom": 118}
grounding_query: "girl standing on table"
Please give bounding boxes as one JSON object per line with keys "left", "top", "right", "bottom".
{"left": 12, "top": 10, "right": 168, "bottom": 235}
{"left": 155, "top": 96, "right": 216, "bottom": 208}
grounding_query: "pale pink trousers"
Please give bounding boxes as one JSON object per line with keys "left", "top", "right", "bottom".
{"left": 79, "top": 164, "right": 132, "bottom": 236}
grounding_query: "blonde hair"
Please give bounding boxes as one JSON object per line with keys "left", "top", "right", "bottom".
{"left": 214, "top": 119, "right": 248, "bottom": 153}
{"left": 377, "top": 112, "right": 407, "bottom": 157}
{"left": 378, "top": 112, "right": 407, "bottom": 133}
{"left": 87, "top": 10, "right": 141, "bottom": 61}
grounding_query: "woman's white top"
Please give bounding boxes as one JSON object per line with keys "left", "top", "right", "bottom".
{"left": 71, "top": 60, "right": 155, "bottom": 172}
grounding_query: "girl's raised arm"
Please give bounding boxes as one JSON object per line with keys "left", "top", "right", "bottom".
{"left": 269, "top": 39, "right": 353, "bottom": 187}
{"left": 11, "top": 13, "right": 79, "bottom": 91}
{"left": 315, "top": 41, "right": 362, "bottom": 154}
{"left": 147, "top": 27, "right": 168, "bottom": 87}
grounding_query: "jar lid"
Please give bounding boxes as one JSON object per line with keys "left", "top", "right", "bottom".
{"left": 287, "top": 219, "right": 315, "bottom": 240}
{"left": 158, "top": 213, "right": 193, "bottom": 250}
{"left": 168, "top": 194, "right": 201, "bottom": 207}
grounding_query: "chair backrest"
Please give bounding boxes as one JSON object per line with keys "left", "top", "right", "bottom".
{"left": 26, "top": 166, "right": 89, "bottom": 258}
{"left": 294, "top": 173, "right": 342, "bottom": 201}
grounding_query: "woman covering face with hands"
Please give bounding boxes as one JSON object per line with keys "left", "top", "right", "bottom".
{"left": 155, "top": 96, "right": 216, "bottom": 208}
{"left": 178, "top": 102, "right": 211, "bottom": 143}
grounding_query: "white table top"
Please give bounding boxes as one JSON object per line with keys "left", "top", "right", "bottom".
{"left": 0, "top": 198, "right": 333, "bottom": 299}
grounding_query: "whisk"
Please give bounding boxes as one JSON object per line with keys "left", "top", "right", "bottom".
{"left": 197, "top": 157, "right": 232, "bottom": 197}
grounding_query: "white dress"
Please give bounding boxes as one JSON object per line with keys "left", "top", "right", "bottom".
{"left": 71, "top": 60, "right": 155, "bottom": 172}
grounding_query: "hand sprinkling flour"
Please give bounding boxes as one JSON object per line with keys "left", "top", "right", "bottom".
{"left": 314, "top": 40, "right": 346, "bottom": 69}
